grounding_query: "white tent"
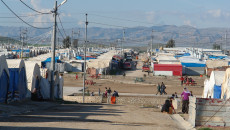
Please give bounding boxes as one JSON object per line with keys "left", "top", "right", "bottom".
{"left": 203, "top": 71, "right": 225, "bottom": 98}
{"left": 221, "top": 68, "right": 230, "bottom": 99}
{"left": 23, "top": 61, "right": 41, "bottom": 92}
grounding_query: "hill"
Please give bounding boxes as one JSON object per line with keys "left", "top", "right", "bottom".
{"left": 0, "top": 25, "right": 228, "bottom": 48}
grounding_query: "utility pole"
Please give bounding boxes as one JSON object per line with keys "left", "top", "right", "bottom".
{"left": 151, "top": 29, "right": 153, "bottom": 56}
{"left": 50, "top": 1, "right": 57, "bottom": 100}
{"left": 225, "top": 30, "right": 227, "bottom": 54}
{"left": 122, "top": 29, "right": 125, "bottom": 55}
{"left": 21, "top": 28, "right": 27, "bottom": 59}
{"left": 83, "top": 13, "right": 88, "bottom": 103}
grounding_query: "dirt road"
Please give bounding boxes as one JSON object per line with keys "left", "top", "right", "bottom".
{"left": 0, "top": 102, "right": 183, "bottom": 130}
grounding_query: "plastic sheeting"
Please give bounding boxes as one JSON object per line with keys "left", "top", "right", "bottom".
{"left": 181, "top": 63, "right": 206, "bottom": 67}
{"left": 8, "top": 67, "right": 27, "bottom": 101}
{"left": 214, "top": 85, "right": 221, "bottom": 99}
{"left": 8, "top": 68, "right": 19, "bottom": 100}
{"left": 0, "top": 70, "right": 8, "bottom": 103}
{"left": 0, "top": 55, "right": 9, "bottom": 103}
{"left": 203, "top": 71, "right": 225, "bottom": 98}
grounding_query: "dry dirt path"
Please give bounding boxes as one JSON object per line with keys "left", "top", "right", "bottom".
{"left": 0, "top": 103, "right": 183, "bottom": 130}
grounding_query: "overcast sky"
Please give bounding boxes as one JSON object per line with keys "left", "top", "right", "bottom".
{"left": 1, "top": 0, "right": 230, "bottom": 29}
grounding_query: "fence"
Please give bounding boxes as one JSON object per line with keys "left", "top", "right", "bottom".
{"left": 189, "top": 97, "right": 230, "bottom": 127}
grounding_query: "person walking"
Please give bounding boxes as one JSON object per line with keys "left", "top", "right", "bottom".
{"left": 75, "top": 74, "right": 78, "bottom": 80}
{"left": 181, "top": 87, "right": 191, "bottom": 114}
{"left": 156, "top": 83, "right": 161, "bottom": 95}
{"left": 108, "top": 88, "right": 112, "bottom": 96}
{"left": 161, "top": 82, "right": 167, "bottom": 95}
{"left": 179, "top": 76, "right": 184, "bottom": 86}
{"left": 104, "top": 87, "right": 108, "bottom": 98}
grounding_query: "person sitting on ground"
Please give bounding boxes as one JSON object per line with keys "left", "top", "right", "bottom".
{"left": 161, "top": 99, "right": 171, "bottom": 113}
{"left": 169, "top": 97, "right": 176, "bottom": 114}
{"left": 90, "top": 92, "right": 94, "bottom": 96}
{"left": 112, "top": 90, "right": 119, "bottom": 97}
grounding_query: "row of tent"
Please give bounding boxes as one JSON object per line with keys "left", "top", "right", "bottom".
{"left": 203, "top": 69, "right": 230, "bottom": 99}
{"left": 0, "top": 55, "right": 62, "bottom": 104}
{"left": 0, "top": 55, "right": 27, "bottom": 103}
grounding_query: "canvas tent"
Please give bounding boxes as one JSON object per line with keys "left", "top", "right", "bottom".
{"left": 29, "top": 63, "right": 50, "bottom": 100}
{"left": 221, "top": 68, "right": 230, "bottom": 99}
{"left": 203, "top": 71, "right": 225, "bottom": 99}
{"left": 0, "top": 55, "right": 9, "bottom": 103}
{"left": 7, "top": 59, "right": 27, "bottom": 101}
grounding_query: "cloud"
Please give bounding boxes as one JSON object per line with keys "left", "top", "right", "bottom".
{"left": 31, "top": 0, "right": 41, "bottom": 9}
{"left": 184, "top": 20, "right": 192, "bottom": 26}
{"left": 207, "top": 9, "right": 221, "bottom": 18}
{"left": 77, "top": 21, "right": 84, "bottom": 26}
{"left": 145, "top": 11, "right": 155, "bottom": 23}
{"left": 29, "top": 0, "right": 53, "bottom": 27}
{"left": 183, "top": 20, "right": 196, "bottom": 27}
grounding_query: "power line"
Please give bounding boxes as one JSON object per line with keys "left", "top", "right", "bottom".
{"left": 1, "top": 0, "right": 53, "bottom": 29}
{"left": 0, "top": 13, "right": 50, "bottom": 18}
{"left": 57, "top": 14, "right": 67, "bottom": 37}
{"left": 57, "top": 24, "right": 65, "bottom": 39}
{"left": 19, "top": 0, "right": 51, "bottom": 14}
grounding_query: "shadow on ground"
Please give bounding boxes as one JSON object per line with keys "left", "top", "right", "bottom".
{"left": 0, "top": 103, "right": 125, "bottom": 129}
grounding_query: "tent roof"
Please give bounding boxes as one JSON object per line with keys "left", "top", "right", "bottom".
{"left": 212, "top": 71, "right": 225, "bottom": 86}
{"left": 7, "top": 59, "right": 26, "bottom": 72}
{"left": 0, "top": 55, "right": 9, "bottom": 77}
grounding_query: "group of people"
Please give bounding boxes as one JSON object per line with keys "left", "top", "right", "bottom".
{"left": 156, "top": 82, "right": 167, "bottom": 95}
{"left": 179, "top": 76, "right": 195, "bottom": 86}
{"left": 104, "top": 87, "right": 119, "bottom": 98}
{"left": 161, "top": 87, "right": 193, "bottom": 114}
{"left": 161, "top": 97, "right": 176, "bottom": 114}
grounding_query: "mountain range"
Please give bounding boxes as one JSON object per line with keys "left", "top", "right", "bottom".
{"left": 0, "top": 25, "right": 228, "bottom": 49}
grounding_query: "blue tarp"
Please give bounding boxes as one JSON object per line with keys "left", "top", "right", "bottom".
{"left": 181, "top": 62, "right": 206, "bottom": 67}
{"left": 214, "top": 85, "right": 221, "bottom": 99}
{"left": 8, "top": 68, "right": 27, "bottom": 100}
{"left": 76, "top": 56, "right": 96, "bottom": 60}
{"left": 41, "top": 57, "right": 62, "bottom": 68}
{"left": 12, "top": 49, "right": 30, "bottom": 53}
{"left": 18, "top": 68, "right": 27, "bottom": 100}
{"left": 174, "top": 53, "right": 191, "bottom": 58}
{"left": 9, "top": 68, "right": 19, "bottom": 93}
{"left": 208, "top": 55, "right": 227, "bottom": 59}
{"left": 0, "top": 70, "right": 8, "bottom": 103}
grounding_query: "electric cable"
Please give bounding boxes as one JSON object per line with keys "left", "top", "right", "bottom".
{"left": 1, "top": 0, "right": 53, "bottom": 29}
{"left": 19, "top": 0, "right": 51, "bottom": 14}
{"left": 57, "top": 24, "right": 65, "bottom": 39}
{"left": 57, "top": 14, "right": 67, "bottom": 37}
